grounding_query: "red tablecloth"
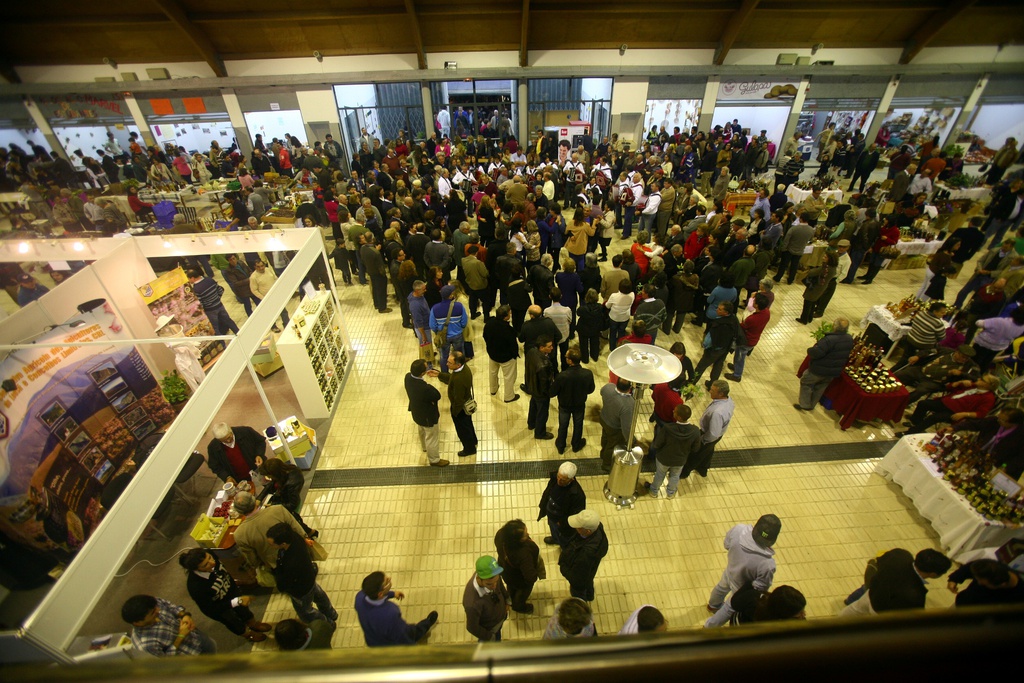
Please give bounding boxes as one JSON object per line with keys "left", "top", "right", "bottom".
{"left": 796, "top": 356, "right": 910, "bottom": 430}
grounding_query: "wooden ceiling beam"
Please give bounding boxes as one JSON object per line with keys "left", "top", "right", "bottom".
{"left": 4, "top": 14, "right": 168, "bottom": 27}
{"left": 899, "top": 0, "right": 981, "bottom": 64}
{"left": 151, "top": 0, "right": 227, "bottom": 78}
{"left": 404, "top": 0, "right": 427, "bottom": 70}
{"left": 520, "top": 0, "right": 530, "bottom": 67}
{"left": 190, "top": 9, "right": 406, "bottom": 22}
{"left": 714, "top": 0, "right": 760, "bottom": 66}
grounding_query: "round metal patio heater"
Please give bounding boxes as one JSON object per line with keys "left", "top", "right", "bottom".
{"left": 603, "top": 343, "right": 682, "bottom": 509}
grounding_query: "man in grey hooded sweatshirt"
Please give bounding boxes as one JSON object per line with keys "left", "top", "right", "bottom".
{"left": 705, "top": 514, "right": 782, "bottom": 627}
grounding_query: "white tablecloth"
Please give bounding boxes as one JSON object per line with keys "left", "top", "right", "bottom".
{"left": 933, "top": 183, "right": 990, "bottom": 201}
{"left": 892, "top": 239, "right": 943, "bottom": 256}
{"left": 874, "top": 436, "right": 1023, "bottom": 560}
{"left": 861, "top": 305, "right": 909, "bottom": 341}
{"left": 785, "top": 186, "right": 844, "bottom": 205}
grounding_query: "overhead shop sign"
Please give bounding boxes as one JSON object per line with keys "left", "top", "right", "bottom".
{"left": 718, "top": 80, "right": 799, "bottom": 101}
{"left": 37, "top": 94, "right": 126, "bottom": 120}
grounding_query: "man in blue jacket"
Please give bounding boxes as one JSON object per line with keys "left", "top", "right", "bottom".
{"left": 354, "top": 571, "right": 438, "bottom": 647}
{"left": 796, "top": 316, "right": 854, "bottom": 411}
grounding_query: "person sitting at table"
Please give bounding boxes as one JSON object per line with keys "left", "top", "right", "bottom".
{"left": 126, "top": 185, "right": 155, "bottom": 222}
{"left": 891, "top": 301, "right": 949, "bottom": 372}
{"left": 893, "top": 344, "right": 980, "bottom": 404}
{"left": 937, "top": 407, "right": 1024, "bottom": 479}
{"left": 902, "top": 375, "right": 1000, "bottom": 434}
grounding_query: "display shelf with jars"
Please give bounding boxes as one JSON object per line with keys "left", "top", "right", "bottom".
{"left": 275, "top": 288, "right": 350, "bottom": 420}
{"left": 924, "top": 432, "right": 1024, "bottom": 525}
{"left": 844, "top": 334, "right": 905, "bottom": 394}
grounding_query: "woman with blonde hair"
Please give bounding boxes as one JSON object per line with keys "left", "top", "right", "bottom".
{"left": 564, "top": 206, "right": 596, "bottom": 272}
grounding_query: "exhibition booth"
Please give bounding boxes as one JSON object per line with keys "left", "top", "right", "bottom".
{"left": 0, "top": 228, "right": 349, "bottom": 663}
{"left": 711, "top": 78, "right": 796, "bottom": 155}
{"left": 137, "top": 92, "right": 236, "bottom": 155}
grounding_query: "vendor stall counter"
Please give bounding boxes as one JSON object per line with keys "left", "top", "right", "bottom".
{"left": 875, "top": 436, "right": 1023, "bottom": 560}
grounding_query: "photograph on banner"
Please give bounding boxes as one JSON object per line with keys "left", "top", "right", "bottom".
{"left": 137, "top": 266, "right": 225, "bottom": 366}
{"left": 645, "top": 99, "right": 701, "bottom": 139}
{"left": 0, "top": 321, "right": 175, "bottom": 560}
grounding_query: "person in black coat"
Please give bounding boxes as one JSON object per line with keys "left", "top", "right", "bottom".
{"left": 266, "top": 523, "right": 338, "bottom": 625}
{"left": 494, "top": 520, "right": 543, "bottom": 614}
{"left": 797, "top": 318, "right": 854, "bottom": 411}
{"left": 206, "top": 424, "right": 268, "bottom": 484}
{"left": 404, "top": 360, "right": 448, "bottom": 467}
{"left": 258, "top": 458, "right": 316, "bottom": 538}
{"left": 948, "top": 559, "right": 1024, "bottom": 607}
{"left": 693, "top": 301, "right": 744, "bottom": 387}
{"left": 558, "top": 509, "right": 609, "bottom": 602}
{"left": 549, "top": 348, "right": 595, "bottom": 454}
{"left": 575, "top": 289, "right": 606, "bottom": 364}
{"left": 483, "top": 305, "right": 521, "bottom": 402}
{"left": 537, "top": 462, "right": 586, "bottom": 547}
{"left": 179, "top": 549, "right": 271, "bottom": 642}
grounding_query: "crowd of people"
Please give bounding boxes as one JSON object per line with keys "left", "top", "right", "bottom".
{"left": 6, "top": 114, "right": 1023, "bottom": 653}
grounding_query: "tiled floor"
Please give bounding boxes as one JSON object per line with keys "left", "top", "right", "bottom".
{"left": 254, "top": 206, "right": 963, "bottom": 651}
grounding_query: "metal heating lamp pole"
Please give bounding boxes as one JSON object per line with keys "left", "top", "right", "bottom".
{"left": 603, "top": 344, "right": 682, "bottom": 509}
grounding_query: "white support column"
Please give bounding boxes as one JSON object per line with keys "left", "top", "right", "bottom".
{"left": 777, "top": 76, "right": 811, "bottom": 163}
{"left": 421, "top": 82, "right": 433, "bottom": 141}
{"left": 220, "top": 89, "right": 252, "bottom": 158}
{"left": 864, "top": 75, "right": 901, "bottom": 152}
{"left": 697, "top": 78, "right": 720, "bottom": 134}
{"left": 518, "top": 79, "right": 528, "bottom": 144}
{"left": 296, "top": 87, "right": 344, "bottom": 149}
{"left": 21, "top": 96, "right": 66, "bottom": 160}
{"left": 122, "top": 94, "right": 155, "bottom": 147}
{"left": 949, "top": 74, "right": 989, "bottom": 147}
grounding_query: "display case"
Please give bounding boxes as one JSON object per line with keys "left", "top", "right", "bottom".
{"left": 275, "top": 290, "right": 350, "bottom": 420}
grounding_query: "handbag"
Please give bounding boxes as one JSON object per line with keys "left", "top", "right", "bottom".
{"left": 308, "top": 539, "right": 329, "bottom": 561}
{"left": 433, "top": 299, "right": 457, "bottom": 349}
{"left": 463, "top": 383, "right": 478, "bottom": 415}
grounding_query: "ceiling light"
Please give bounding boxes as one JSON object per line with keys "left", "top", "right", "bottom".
{"left": 18, "top": 242, "right": 29, "bottom": 254}
{"left": 163, "top": 239, "right": 172, "bottom": 248}
{"left": 73, "top": 241, "right": 84, "bottom": 252}
{"left": 215, "top": 237, "right": 223, "bottom": 246}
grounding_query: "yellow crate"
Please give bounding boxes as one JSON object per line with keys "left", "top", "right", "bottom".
{"left": 190, "top": 514, "right": 228, "bottom": 548}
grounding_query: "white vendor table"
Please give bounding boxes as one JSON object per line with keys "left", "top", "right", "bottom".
{"left": 861, "top": 304, "right": 909, "bottom": 342}
{"left": 933, "top": 182, "right": 990, "bottom": 201}
{"left": 891, "top": 239, "right": 944, "bottom": 257}
{"left": 874, "top": 436, "right": 1023, "bottom": 560}
{"left": 785, "top": 186, "right": 844, "bottom": 205}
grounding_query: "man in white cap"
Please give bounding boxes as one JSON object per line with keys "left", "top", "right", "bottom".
{"left": 559, "top": 509, "right": 609, "bottom": 602}
{"left": 462, "top": 556, "right": 510, "bottom": 642}
{"left": 705, "top": 514, "right": 781, "bottom": 627}
{"left": 537, "top": 462, "right": 586, "bottom": 548}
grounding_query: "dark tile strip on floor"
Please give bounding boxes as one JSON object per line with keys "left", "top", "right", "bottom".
{"left": 309, "top": 439, "right": 896, "bottom": 489}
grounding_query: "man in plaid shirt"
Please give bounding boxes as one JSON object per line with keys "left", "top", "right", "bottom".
{"left": 122, "top": 595, "right": 217, "bottom": 656}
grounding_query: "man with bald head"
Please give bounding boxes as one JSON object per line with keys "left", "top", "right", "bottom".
{"left": 519, "top": 304, "right": 562, "bottom": 367}
{"left": 796, "top": 317, "right": 854, "bottom": 412}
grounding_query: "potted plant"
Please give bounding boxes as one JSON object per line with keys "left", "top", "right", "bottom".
{"left": 810, "top": 320, "right": 834, "bottom": 341}
{"left": 160, "top": 370, "right": 191, "bottom": 413}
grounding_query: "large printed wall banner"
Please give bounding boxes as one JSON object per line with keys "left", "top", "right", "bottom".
{"left": 645, "top": 99, "right": 701, "bottom": 137}
{"left": 138, "top": 267, "right": 225, "bottom": 366}
{"left": 0, "top": 319, "right": 175, "bottom": 559}
{"left": 718, "top": 80, "right": 799, "bottom": 101}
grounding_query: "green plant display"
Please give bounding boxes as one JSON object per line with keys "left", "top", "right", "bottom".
{"left": 160, "top": 370, "right": 190, "bottom": 404}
